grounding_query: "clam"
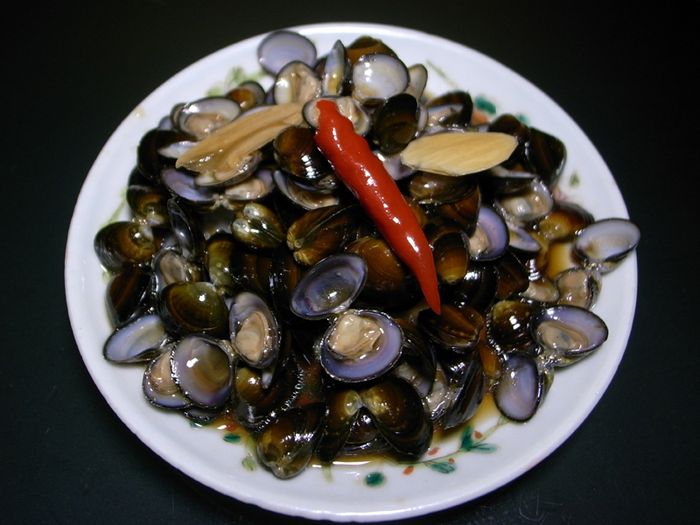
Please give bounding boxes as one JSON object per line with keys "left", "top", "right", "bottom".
{"left": 468, "top": 205, "right": 509, "bottom": 261}
{"left": 126, "top": 184, "right": 170, "bottom": 227}
{"left": 320, "top": 309, "right": 403, "bottom": 383}
{"left": 258, "top": 30, "right": 317, "bottom": 75}
{"left": 159, "top": 281, "right": 229, "bottom": 338}
{"left": 487, "top": 300, "right": 537, "bottom": 353}
{"left": 351, "top": 53, "right": 409, "bottom": 103}
{"left": 439, "top": 352, "right": 486, "bottom": 429}
{"left": 161, "top": 168, "right": 217, "bottom": 208}
{"left": 273, "top": 170, "right": 340, "bottom": 210}
{"left": 225, "top": 81, "right": 266, "bottom": 111}
{"left": 177, "top": 97, "right": 241, "bottom": 140}
{"left": 137, "top": 128, "right": 193, "bottom": 182}
{"left": 103, "top": 313, "right": 168, "bottom": 364}
{"left": 530, "top": 305, "right": 608, "bottom": 364}
{"left": 320, "top": 40, "right": 349, "bottom": 96}
{"left": 405, "top": 64, "right": 428, "bottom": 100}
{"left": 371, "top": 93, "right": 419, "bottom": 155}
{"left": 142, "top": 347, "right": 190, "bottom": 409}
{"left": 273, "top": 61, "right": 322, "bottom": 105}
{"left": 425, "top": 90, "right": 473, "bottom": 128}
{"left": 255, "top": 403, "right": 325, "bottom": 479}
{"left": 495, "top": 178, "right": 554, "bottom": 224}
{"left": 494, "top": 352, "right": 544, "bottom": 422}
{"left": 555, "top": 267, "right": 601, "bottom": 309}
{"left": 303, "top": 96, "right": 371, "bottom": 135}
{"left": 106, "top": 264, "right": 154, "bottom": 326}
{"left": 170, "top": 335, "right": 233, "bottom": 408}
{"left": 418, "top": 303, "right": 485, "bottom": 354}
{"left": 229, "top": 291, "right": 280, "bottom": 369}
{"left": 286, "top": 205, "right": 361, "bottom": 266}
{"left": 290, "top": 254, "right": 367, "bottom": 320}
{"left": 231, "top": 202, "right": 286, "bottom": 251}
{"left": 94, "top": 221, "right": 158, "bottom": 272}
{"left": 358, "top": 377, "right": 432, "bottom": 459}
{"left": 574, "top": 218, "right": 640, "bottom": 273}
{"left": 152, "top": 248, "right": 202, "bottom": 292}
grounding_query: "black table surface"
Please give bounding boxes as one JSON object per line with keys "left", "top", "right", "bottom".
{"left": 4, "top": 2, "right": 695, "bottom": 524}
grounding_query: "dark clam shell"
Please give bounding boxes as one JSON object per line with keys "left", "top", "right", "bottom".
{"left": 126, "top": 184, "right": 170, "bottom": 227}
{"left": 487, "top": 300, "right": 537, "bottom": 353}
{"left": 320, "top": 40, "right": 349, "bottom": 96}
{"left": 231, "top": 202, "right": 285, "bottom": 251}
{"left": 273, "top": 125, "right": 334, "bottom": 183}
{"left": 317, "top": 389, "right": 363, "bottom": 463}
{"left": 255, "top": 403, "right": 325, "bottom": 479}
{"left": 418, "top": 303, "right": 485, "bottom": 354}
{"left": 152, "top": 248, "right": 202, "bottom": 292}
{"left": 427, "top": 222, "right": 470, "bottom": 285}
{"left": 204, "top": 233, "right": 236, "bottom": 293}
{"left": 358, "top": 377, "right": 432, "bottom": 460}
{"left": 371, "top": 93, "right": 419, "bottom": 155}
{"left": 439, "top": 351, "right": 486, "bottom": 430}
{"left": 345, "top": 35, "right": 398, "bottom": 64}
{"left": 345, "top": 236, "right": 418, "bottom": 308}
{"left": 225, "top": 80, "right": 266, "bottom": 111}
{"left": 555, "top": 267, "right": 600, "bottom": 309}
{"left": 426, "top": 90, "right": 473, "bottom": 128}
{"left": 495, "top": 179, "right": 554, "bottom": 225}
{"left": 137, "top": 128, "right": 193, "bottom": 182}
{"left": 106, "top": 264, "right": 154, "bottom": 326}
{"left": 95, "top": 221, "right": 158, "bottom": 273}
{"left": 526, "top": 127, "right": 566, "bottom": 188}
{"left": 538, "top": 201, "right": 595, "bottom": 242}
{"left": 167, "top": 198, "right": 202, "bottom": 260}
{"left": 286, "top": 205, "right": 361, "bottom": 266}
{"left": 159, "top": 282, "right": 229, "bottom": 338}
{"left": 161, "top": 168, "right": 217, "bottom": 208}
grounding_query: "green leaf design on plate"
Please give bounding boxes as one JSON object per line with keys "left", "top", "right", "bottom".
{"left": 475, "top": 95, "right": 497, "bottom": 115}
{"left": 365, "top": 472, "right": 385, "bottom": 487}
{"left": 428, "top": 461, "right": 456, "bottom": 474}
{"left": 570, "top": 172, "right": 581, "bottom": 187}
{"left": 224, "top": 433, "right": 241, "bottom": 444}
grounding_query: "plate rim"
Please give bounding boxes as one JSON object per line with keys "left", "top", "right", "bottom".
{"left": 65, "top": 21, "right": 638, "bottom": 521}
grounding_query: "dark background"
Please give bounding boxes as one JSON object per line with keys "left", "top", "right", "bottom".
{"left": 4, "top": 2, "right": 695, "bottom": 524}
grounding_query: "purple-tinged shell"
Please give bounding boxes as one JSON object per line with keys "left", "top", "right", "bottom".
{"left": 494, "top": 352, "right": 544, "bottom": 422}
{"left": 258, "top": 30, "right": 317, "bottom": 75}
{"left": 530, "top": 304, "right": 608, "bottom": 360}
{"left": 290, "top": 254, "right": 367, "bottom": 320}
{"left": 103, "top": 313, "right": 168, "bottom": 363}
{"left": 170, "top": 335, "right": 233, "bottom": 409}
{"left": 468, "top": 205, "right": 508, "bottom": 261}
{"left": 320, "top": 309, "right": 403, "bottom": 383}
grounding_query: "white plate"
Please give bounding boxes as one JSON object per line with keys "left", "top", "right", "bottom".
{"left": 65, "top": 22, "right": 637, "bottom": 521}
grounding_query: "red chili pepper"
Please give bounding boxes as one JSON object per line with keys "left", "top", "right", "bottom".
{"left": 314, "top": 99, "right": 441, "bottom": 314}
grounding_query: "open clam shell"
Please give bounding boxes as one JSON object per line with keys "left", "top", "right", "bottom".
{"left": 320, "top": 309, "right": 403, "bottom": 383}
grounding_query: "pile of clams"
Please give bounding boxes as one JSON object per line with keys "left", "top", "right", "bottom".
{"left": 94, "top": 30, "right": 640, "bottom": 479}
